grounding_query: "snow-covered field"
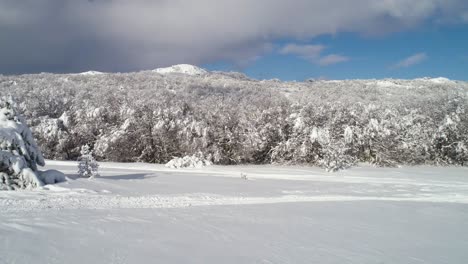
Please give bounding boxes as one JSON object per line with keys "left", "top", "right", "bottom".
{"left": 1, "top": 161, "right": 468, "bottom": 263}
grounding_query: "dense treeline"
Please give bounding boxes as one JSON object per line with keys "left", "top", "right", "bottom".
{"left": 1, "top": 71, "right": 467, "bottom": 171}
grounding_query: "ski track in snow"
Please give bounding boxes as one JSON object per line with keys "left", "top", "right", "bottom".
{"left": 1, "top": 160, "right": 468, "bottom": 212}
{"left": 2, "top": 193, "right": 468, "bottom": 212}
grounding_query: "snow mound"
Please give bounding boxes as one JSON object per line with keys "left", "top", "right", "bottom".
{"left": 153, "top": 64, "right": 207, "bottom": 76}
{"left": 166, "top": 155, "right": 212, "bottom": 169}
{"left": 79, "top": 71, "right": 104, "bottom": 76}
{"left": 38, "top": 170, "right": 66, "bottom": 185}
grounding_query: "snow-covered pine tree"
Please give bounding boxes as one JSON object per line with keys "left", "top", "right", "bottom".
{"left": 0, "top": 97, "right": 46, "bottom": 190}
{"left": 77, "top": 145, "right": 99, "bottom": 178}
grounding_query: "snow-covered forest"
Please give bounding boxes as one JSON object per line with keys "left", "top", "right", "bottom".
{"left": 1, "top": 67, "right": 467, "bottom": 171}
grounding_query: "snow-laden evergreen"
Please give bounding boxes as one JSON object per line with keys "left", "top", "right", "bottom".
{"left": 0, "top": 98, "right": 45, "bottom": 190}
{"left": 77, "top": 145, "right": 99, "bottom": 178}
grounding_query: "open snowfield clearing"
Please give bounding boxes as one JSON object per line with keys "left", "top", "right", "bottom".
{"left": 1, "top": 161, "right": 468, "bottom": 263}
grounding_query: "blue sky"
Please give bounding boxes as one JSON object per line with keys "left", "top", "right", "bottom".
{"left": 205, "top": 25, "right": 468, "bottom": 81}
{"left": 1, "top": 1, "right": 468, "bottom": 80}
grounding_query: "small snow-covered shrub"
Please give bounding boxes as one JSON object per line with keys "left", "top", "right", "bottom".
{"left": 165, "top": 154, "right": 212, "bottom": 169}
{"left": 319, "top": 149, "right": 356, "bottom": 172}
{"left": 77, "top": 145, "right": 99, "bottom": 178}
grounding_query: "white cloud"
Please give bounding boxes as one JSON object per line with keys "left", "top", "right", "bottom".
{"left": 462, "top": 12, "right": 468, "bottom": 22}
{"left": 0, "top": 0, "right": 466, "bottom": 73}
{"left": 394, "top": 53, "right": 428, "bottom": 68}
{"left": 318, "top": 54, "right": 350, "bottom": 66}
{"left": 279, "top": 44, "right": 349, "bottom": 66}
{"left": 279, "top": 44, "right": 325, "bottom": 60}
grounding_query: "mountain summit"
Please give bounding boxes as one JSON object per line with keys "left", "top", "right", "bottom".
{"left": 153, "top": 64, "right": 207, "bottom": 76}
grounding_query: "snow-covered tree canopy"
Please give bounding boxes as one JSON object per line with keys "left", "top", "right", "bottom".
{"left": 1, "top": 70, "right": 467, "bottom": 171}
{"left": 0, "top": 98, "right": 46, "bottom": 189}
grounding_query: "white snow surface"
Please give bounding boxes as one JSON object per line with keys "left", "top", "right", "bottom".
{"left": 1, "top": 160, "right": 468, "bottom": 263}
{"left": 153, "top": 64, "right": 208, "bottom": 75}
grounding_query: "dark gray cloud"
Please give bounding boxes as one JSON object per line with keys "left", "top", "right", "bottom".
{"left": 1, "top": 0, "right": 467, "bottom": 74}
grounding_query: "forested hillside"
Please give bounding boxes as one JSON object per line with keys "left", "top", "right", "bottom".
{"left": 1, "top": 69, "right": 467, "bottom": 171}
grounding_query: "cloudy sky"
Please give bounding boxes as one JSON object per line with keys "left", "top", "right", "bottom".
{"left": 1, "top": 0, "right": 468, "bottom": 80}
